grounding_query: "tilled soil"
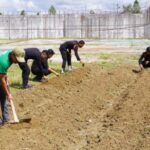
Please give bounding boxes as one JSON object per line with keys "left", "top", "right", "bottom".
{"left": 0, "top": 64, "right": 150, "bottom": 150}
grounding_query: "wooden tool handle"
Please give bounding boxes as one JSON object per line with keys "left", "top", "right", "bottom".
{"left": 10, "top": 100, "right": 19, "bottom": 123}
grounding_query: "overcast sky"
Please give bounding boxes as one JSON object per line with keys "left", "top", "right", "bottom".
{"left": 0, "top": 0, "right": 149, "bottom": 12}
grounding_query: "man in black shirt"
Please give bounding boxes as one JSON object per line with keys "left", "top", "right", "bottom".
{"left": 19, "top": 48, "right": 54, "bottom": 89}
{"left": 139, "top": 47, "right": 150, "bottom": 70}
{"left": 59, "top": 40, "right": 85, "bottom": 73}
{"left": 31, "top": 49, "right": 59, "bottom": 82}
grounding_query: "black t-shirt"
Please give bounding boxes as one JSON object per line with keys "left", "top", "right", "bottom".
{"left": 24, "top": 48, "right": 46, "bottom": 74}
{"left": 60, "top": 41, "right": 81, "bottom": 61}
{"left": 139, "top": 52, "right": 150, "bottom": 64}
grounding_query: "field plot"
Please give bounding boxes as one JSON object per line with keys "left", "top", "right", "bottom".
{"left": 0, "top": 64, "right": 150, "bottom": 150}
{"left": 0, "top": 39, "right": 150, "bottom": 150}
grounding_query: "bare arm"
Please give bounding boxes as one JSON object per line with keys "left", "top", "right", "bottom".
{"left": 48, "top": 68, "right": 59, "bottom": 76}
{"left": 0, "top": 74, "right": 12, "bottom": 101}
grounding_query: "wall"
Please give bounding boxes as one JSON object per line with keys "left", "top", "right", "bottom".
{"left": 0, "top": 13, "right": 147, "bottom": 39}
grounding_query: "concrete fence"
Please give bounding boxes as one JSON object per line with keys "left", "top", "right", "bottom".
{"left": 144, "top": 8, "right": 150, "bottom": 39}
{"left": 0, "top": 12, "right": 149, "bottom": 39}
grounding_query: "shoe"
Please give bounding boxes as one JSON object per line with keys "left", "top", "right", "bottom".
{"left": 0, "top": 119, "right": 3, "bottom": 127}
{"left": 3, "top": 120, "right": 11, "bottom": 125}
{"left": 61, "top": 68, "right": 65, "bottom": 74}
{"left": 22, "top": 85, "right": 32, "bottom": 89}
{"left": 68, "top": 66, "right": 72, "bottom": 71}
{"left": 33, "top": 77, "right": 42, "bottom": 82}
{"left": 0, "top": 119, "right": 13, "bottom": 127}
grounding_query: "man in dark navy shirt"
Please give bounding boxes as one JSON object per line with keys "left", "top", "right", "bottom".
{"left": 139, "top": 47, "right": 150, "bottom": 70}
{"left": 59, "top": 40, "right": 85, "bottom": 73}
{"left": 31, "top": 49, "right": 59, "bottom": 82}
{"left": 19, "top": 48, "right": 54, "bottom": 89}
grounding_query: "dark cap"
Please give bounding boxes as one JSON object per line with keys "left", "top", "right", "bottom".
{"left": 146, "top": 47, "right": 150, "bottom": 52}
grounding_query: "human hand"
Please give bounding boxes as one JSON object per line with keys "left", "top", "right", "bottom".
{"left": 7, "top": 93, "right": 13, "bottom": 102}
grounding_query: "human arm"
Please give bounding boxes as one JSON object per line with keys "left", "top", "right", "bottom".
{"left": 74, "top": 45, "right": 85, "bottom": 66}
{"left": 48, "top": 68, "right": 59, "bottom": 76}
{"left": 0, "top": 74, "right": 12, "bottom": 101}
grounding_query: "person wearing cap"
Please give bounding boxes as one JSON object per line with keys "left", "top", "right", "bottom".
{"left": 0, "top": 48, "right": 25, "bottom": 126}
{"left": 31, "top": 49, "right": 59, "bottom": 82}
{"left": 59, "top": 40, "right": 85, "bottom": 73}
{"left": 139, "top": 47, "right": 150, "bottom": 70}
{"left": 19, "top": 48, "right": 56, "bottom": 89}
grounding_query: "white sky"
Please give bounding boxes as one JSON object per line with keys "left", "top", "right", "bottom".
{"left": 0, "top": 0, "right": 149, "bottom": 12}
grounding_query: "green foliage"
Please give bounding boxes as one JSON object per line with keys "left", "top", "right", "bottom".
{"left": 99, "top": 53, "right": 112, "bottom": 60}
{"left": 37, "top": 12, "right": 40, "bottom": 16}
{"left": 123, "top": 4, "right": 133, "bottom": 13}
{"left": 20, "top": 10, "right": 25, "bottom": 16}
{"left": 90, "top": 10, "right": 95, "bottom": 14}
{"left": 48, "top": 5, "right": 57, "bottom": 15}
{"left": 132, "top": 0, "right": 141, "bottom": 13}
{"left": 122, "top": 0, "right": 141, "bottom": 14}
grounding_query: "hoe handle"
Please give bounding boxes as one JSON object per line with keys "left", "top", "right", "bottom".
{"left": 7, "top": 81, "right": 19, "bottom": 123}
{"left": 10, "top": 99, "right": 19, "bottom": 123}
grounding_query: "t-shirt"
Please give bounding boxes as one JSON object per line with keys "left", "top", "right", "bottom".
{"left": 0, "top": 50, "right": 12, "bottom": 74}
{"left": 139, "top": 52, "right": 150, "bottom": 64}
{"left": 59, "top": 41, "right": 81, "bottom": 61}
{"left": 23, "top": 48, "right": 46, "bottom": 75}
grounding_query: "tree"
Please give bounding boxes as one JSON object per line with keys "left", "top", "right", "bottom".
{"left": 122, "top": 4, "right": 133, "bottom": 13}
{"left": 132, "top": 0, "right": 141, "bottom": 13}
{"left": 37, "top": 12, "right": 40, "bottom": 16}
{"left": 0, "top": 12, "right": 2, "bottom": 15}
{"left": 90, "top": 10, "right": 95, "bottom": 14}
{"left": 20, "top": 10, "right": 25, "bottom": 16}
{"left": 48, "top": 5, "right": 56, "bottom": 15}
{"left": 122, "top": 0, "right": 141, "bottom": 14}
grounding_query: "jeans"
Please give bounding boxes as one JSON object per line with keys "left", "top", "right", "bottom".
{"left": 0, "top": 83, "right": 9, "bottom": 125}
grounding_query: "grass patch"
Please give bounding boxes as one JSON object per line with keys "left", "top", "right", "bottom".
{"left": 98, "top": 53, "right": 112, "bottom": 60}
{"left": 98, "top": 61, "right": 119, "bottom": 69}
{"left": 97, "top": 53, "right": 139, "bottom": 69}
{"left": 7, "top": 61, "right": 82, "bottom": 94}
{"left": 6, "top": 52, "right": 140, "bottom": 94}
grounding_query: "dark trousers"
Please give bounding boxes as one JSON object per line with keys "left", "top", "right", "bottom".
{"left": 67, "top": 52, "right": 72, "bottom": 66}
{"left": 60, "top": 50, "right": 72, "bottom": 70}
{"left": 32, "top": 68, "right": 51, "bottom": 80}
{"left": 141, "top": 61, "right": 150, "bottom": 68}
{"left": 19, "top": 62, "right": 30, "bottom": 87}
{"left": 0, "top": 83, "right": 9, "bottom": 124}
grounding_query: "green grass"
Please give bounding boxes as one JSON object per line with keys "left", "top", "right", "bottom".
{"left": 7, "top": 61, "right": 82, "bottom": 94}
{"left": 82, "top": 53, "right": 139, "bottom": 69}
{"left": 7, "top": 52, "right": 140, "bottom": 94}
{"left": 97, "top": 53, "right": 139, "bottom": 69}
{"left": 98, "top": 53, "right": 113, "bottom": 60}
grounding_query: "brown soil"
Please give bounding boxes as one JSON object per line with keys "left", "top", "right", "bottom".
{"left": 0, "top": 64, "right": 150, "bottom": 150}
